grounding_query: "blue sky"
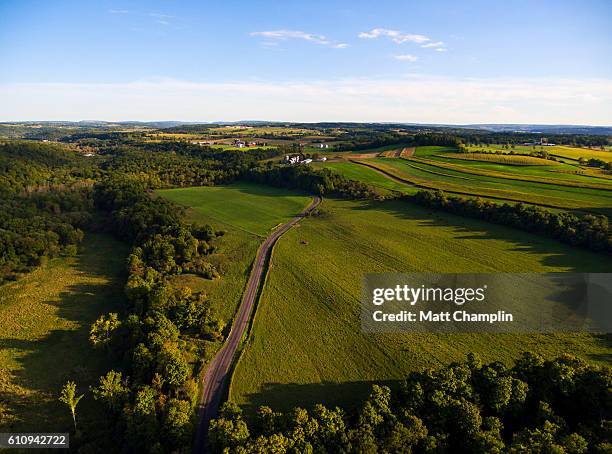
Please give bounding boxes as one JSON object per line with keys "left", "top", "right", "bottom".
{"left": 1, "top": 0, "right": 611, "bottom": 124}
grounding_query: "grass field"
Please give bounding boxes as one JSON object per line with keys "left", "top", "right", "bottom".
{"left": 417, "top": 147, "right": 612, "bottom": 186}
{"left": 311, "top": 152, "right": 612, "bottom": 215}
{"left": 157, "top": 183, "right": 312, "bottom": 236}
{"left": 312, "top": 160, "right": 416, "bottom": 196}
{"left": 441, "top": 152, "right": 556, "bottom": 166}
{"left": 312, "top": 143, "right": 612, "bottom": 217}
{"left": 409, "top": 156, "right": 612, "bottom": 190}
{"left": 0, "top": 234, "right": 128, "bottom": 432}
{"left": 361, "top": 157, "right": 612, "bottom": 214}
{"left": 229, "top": 198, "right": 612, "bottom": 415}
{"left": 466, "top": 144, "right": 612, "bottom": 162}
{"left": 157, "top": 183, "right": 313, "bottom": 324}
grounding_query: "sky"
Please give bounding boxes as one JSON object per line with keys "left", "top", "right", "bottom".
{"left": 0, "top": 0, "right": 611, "bottom": 124}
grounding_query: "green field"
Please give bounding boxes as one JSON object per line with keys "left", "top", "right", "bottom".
{"left": 416, "top": 146, "right": 612, "bottom": 187}
{"left": 466, "top": 143, "right": 612, "bottom": 162}
{"left": 157, "top": 183, "right": 312, "bottom": 236}
{"left": 311, "top": 150, "right": 612, "bottom": 216}
{"left": 157, "top": 183, "right": 313, "bottom": 323}
{"left": 0, "top": 234, "right": 128, "bottom": 432}
{"left": 312, "top": 160, "right": 415, "bottom": 195}
{"left": 441, "top": 152, "right": 557, "bottom": 166}
{"left": 359, "top": 156, "right": 612, "bottom": 214}
{"left": 229, "top": 198, "right": 612, "bottom": 415}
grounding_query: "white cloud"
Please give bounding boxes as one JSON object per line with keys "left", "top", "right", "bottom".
{"left": 1, "top": 76, "right": 610, "bottom": 125}
{"left": 358, "top": 28, "right": 430, "bottom": 44}
{"left": 250, "top": 30, "right": 347, "bottom": 49}
{"left": 420, "top": 41, "right": 444, "bottom": 48}
{"left": 421, "top": 41, "right": 447, "bottom": 51}
{"left": 360, "top": 28, "right": 447, "bottom": 52}
{"left": 394, "top": 54, "right": 418, "bottom": 62}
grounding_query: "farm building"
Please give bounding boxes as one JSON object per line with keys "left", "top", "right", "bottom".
{"left": 285, "top": 155, "right": 301, "bottom": 164}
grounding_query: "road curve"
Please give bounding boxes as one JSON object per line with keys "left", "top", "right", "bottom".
{"left": 193, "top": 196, "right": 321, "bottom": 453}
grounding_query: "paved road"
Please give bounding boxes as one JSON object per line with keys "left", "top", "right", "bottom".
{"left": 193, "top": 196, "right": 321, "bottom": 453}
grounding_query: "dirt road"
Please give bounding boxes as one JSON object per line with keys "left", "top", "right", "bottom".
{"left": 193, "top": 196, "right": 321, "bottom": 453}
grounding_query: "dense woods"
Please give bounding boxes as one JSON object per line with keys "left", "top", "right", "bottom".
{"left": 210, "top": 353, "right": 611, "bottom": 453}
{"left": 410, "top": 190, "right": 612, "bottom": 253}
{"left": 0, "top": 142, "right": 96, "bottom": 283}
{"left": 76, "top": 178, "right": 225, "bottom": 452}
{"left": 0, "top": 190, "right": 90, "bottom": 284}
{"left": 246, "top": 164, "right": 379, "bottom": 199}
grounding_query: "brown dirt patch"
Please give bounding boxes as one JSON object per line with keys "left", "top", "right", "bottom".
{"left": 400, "top": 147, "right": 416, "bottom": 157}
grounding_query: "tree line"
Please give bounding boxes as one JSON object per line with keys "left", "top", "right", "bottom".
{"left": 409, "top": 190, "right": 611, "bottom": 253}
{"left": 245, "top": 164, "right": 380, "bottom": 199}
{"left": 65, "top": 177, "right": 226, "bottom": 452}
{"left": 582, "top": 158, "right": 612, "bottom": 172}
{"left": 210, "top": 353, "right": 611, "bottom": 453}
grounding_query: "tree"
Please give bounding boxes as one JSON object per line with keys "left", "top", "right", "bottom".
{"left": 163, "top": 398, "right": 193, "bottom": 449}
{"left": 91, "top": 370, "right": 128, "bottom": 413}
{"left": 209, "top": 402, "right": 250, "bottom": 450}
{"left": 157, "top": 346, "right": 189, "bottom": 393}
{"left": 89, "top": 312, "right": 121, "bottom": 348}
{"left": 59, "top": 381, "right": 84, "bottom": 431}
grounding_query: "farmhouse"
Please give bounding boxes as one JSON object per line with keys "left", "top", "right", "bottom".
{"left": 285, "top": 155, "right": 301, "bottom": 164}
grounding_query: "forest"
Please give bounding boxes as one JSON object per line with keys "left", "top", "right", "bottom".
{"left": 210, "top": 353, "right": 611, "bottom": 453}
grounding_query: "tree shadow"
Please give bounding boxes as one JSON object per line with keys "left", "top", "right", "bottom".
{"left": 589, "top": 334, "right": 612, "bottom": 363}
{"left": 220, "top": 182, "right": 309, "bottom": 200}
{"left": 0, "top": 234, "right": 128, "bottom": 432}
{"left": 349, "top": 198, "right": 612, "bottom": 272}
{"left": 239, "top": 379, "right": 398, "bottom": 418}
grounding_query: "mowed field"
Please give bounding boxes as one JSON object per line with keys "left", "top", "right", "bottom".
{"left": 466, "top": 143, "right": 612, "bottom": 162}
{"left": 314, "top": 146, "right": 612, "bottom": 215}
{"left": 157, "top": 183, "right": 313, "bottom": 323}
{"left": 415, "top": 146, "right": 612, "bottom": 184}
{"left": 372, "top": 157, "right": 612, "bottom": 209}
{"left": 0, "top": 234, "right": 128, "bottom": 432}
{"left": 229, "top": 198, "right": 612, "bottom": 415}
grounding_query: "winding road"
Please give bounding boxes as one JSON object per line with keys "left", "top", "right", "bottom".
{"left": 193, "top": 196, "right": 321, "bottom": 453}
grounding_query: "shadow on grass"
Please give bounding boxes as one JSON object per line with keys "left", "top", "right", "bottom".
{"left": 0, "top": 234, "right": 128, "bottom": 432}
{"left": 590, "top": 334, "right": 612, "bottom": 363}
{"left": 241, "top": 336, "right": 612, "bottom": 419}
{"left": 348, "top": 198, "right": 612, "bottom": 272}
{"left": 214, "top": 182, "right": 310, "bottom": 199}
{"left": 238, "top": 379, "right": 398, "bottom": 418}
